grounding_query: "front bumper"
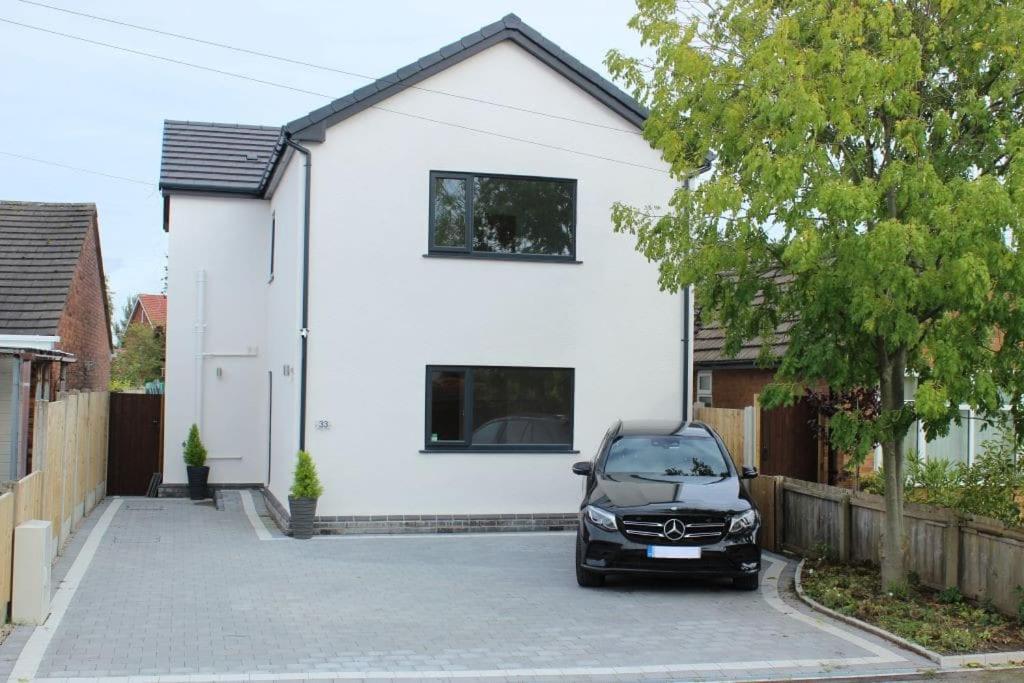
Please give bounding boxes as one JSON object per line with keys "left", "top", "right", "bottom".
{"left": 578, "top": 518, "right": 761, "bottom": 578}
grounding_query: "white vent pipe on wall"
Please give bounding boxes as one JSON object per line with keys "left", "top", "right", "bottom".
{"left": 194, "top": 269, "right": 207, "bottom": 431}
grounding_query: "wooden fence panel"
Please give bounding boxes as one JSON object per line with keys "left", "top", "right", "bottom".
{"left": 748, "top": 475, "right": 781, "bottom": 552}
{"left": 782, "top": 480, "right": 841, "bottom": 555}
{"left": 45, "top": 398, "right": 66, "bottom": 550}
{"left": 694, "top": 405, "right": 745, "bottom": 467}
{"left": 12, "top": 471, "right": 44, "bottom": 528}
{"left": 778, "top": 476, "right": 1024, "bottom": 617}
{"left": 0, "top": 493, "right": 12, "bottom": 617}
{"left": 61, "top": 394, "right": 78, "bottom": 544}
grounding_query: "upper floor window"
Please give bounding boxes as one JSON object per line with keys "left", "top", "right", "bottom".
{"left": 429, "top": 171, "right": 576, "bottom": 260}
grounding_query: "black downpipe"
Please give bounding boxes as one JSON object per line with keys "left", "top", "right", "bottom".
{"left": 285, "top": 136, "right": 312, "bottom": 451}
{"left": 682, "top": 153, "right": 714, "bottom": 424}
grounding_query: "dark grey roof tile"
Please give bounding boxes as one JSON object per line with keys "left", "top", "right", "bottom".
{"left": 159, "top": 120, "right": 284, "bottom": 195}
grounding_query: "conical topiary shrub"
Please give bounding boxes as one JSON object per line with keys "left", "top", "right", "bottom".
{"left": 182, "top": 423, "right": 210, "bottom": 500}
{"left": 289, "top": 451, "right": 323, "bottom": 539}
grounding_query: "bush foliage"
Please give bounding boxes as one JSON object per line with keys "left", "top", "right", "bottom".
{"left": 859, "top": 438, "right": 1024, "bottom": 526}
{"left": 182, "top": 424, "right": 207, "bottom": 468}
{"left": 110, "top": 323, "right": 165, "bottom": 390}
{"left": 290, "top": 451, "right": 323, "bottom": 500}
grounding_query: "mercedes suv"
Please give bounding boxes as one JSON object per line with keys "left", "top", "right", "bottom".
{"left": 572, "top": 420, "right": 761, "bottom": 589}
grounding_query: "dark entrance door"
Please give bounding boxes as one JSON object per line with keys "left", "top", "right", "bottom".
{"left": 760, "top": 398, "right": 818, "bottom": 481}
{"left": 107, "top": 393, "right": 163, "bottom": 495}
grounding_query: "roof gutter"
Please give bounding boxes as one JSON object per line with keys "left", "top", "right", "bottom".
{"left": 284, "top": 135, "right": 312, "bottom": 452}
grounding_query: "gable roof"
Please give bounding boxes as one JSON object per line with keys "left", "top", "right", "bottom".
{"left": 158, "top": 14, "right": 647, "bottom": 197}
{"left": 285, "top": 13, "right": 648, "bottom": 142}
{"left": 134, "top": 293, "right": 167, "bottom": 328}
{"left": 160, "top": 120, "right": 284, "bottom": 196}
{"left": 0, "top": 201, "right": 95, "bottom": 336}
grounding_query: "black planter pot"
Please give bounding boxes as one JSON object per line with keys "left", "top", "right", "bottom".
{"left": 289, "top": 497, "right": 318, "bottom": 539}
{"left": 186, "top": 465, "right": 210, "bottom": 500}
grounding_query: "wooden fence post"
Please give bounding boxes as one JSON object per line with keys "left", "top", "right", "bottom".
{"left": 753, "top": 394, "right": 762, "bottom": 471}
{"left": 944, "top": 509, "right": 961, "bottom": 589}
{"left": 838, "top": 493, "right": 851, "bottom": 563}
{"left": 774, "top": 476, "right": 785, "bottom": 550}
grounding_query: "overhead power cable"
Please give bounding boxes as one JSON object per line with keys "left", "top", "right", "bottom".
{"left": 15, "top": 0, "right": 643, "bottom": 136}
{"left": 0, "top": 17, "right": 668, "bottom": 173}
{"left": 0, "top": 150, "right": 156, "bottom": 186}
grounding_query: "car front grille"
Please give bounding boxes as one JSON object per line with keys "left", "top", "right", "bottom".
{"left": 621, "top": 514, "right": 727, "bottom": 544}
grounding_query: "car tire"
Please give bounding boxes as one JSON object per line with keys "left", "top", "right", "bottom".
{"left": 733, "top": 573, "right": 760, "bottom": 591}
{"left": 575, "top": 536, "right": 605, "bottom": 588}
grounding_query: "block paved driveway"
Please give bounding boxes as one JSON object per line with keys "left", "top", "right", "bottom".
{"left": 0, "top": 492, "right": 937, "bottom": 682}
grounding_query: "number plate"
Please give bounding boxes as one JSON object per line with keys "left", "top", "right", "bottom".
{"left": 647, "top": 546, "right": 701, "bottom": 559}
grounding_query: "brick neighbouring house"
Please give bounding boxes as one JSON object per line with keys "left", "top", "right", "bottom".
{"left": 128, "top": 293, "right": 167, "bottom": 331}
{"left": 0, "top": 201, "right": 113, "bottom": 479}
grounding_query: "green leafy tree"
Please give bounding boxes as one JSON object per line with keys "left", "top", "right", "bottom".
{"left": 183, "top": 424, "right": 207, "bottom": 468}
{"left": 290, "top": 451, "right": 324, "bottom": 499}
{"left": 110, "top": 323, "right": 165, "bottom": 389}
{"left": 113, "top": 294, "right": 137, "bottom": 348}
{"left": 607, "top": 0, "right": 1024, "bottom": 587}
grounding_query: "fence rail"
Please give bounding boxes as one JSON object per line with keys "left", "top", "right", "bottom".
{"left": 0, "top": 391, "right": 109, "bottom": 619}
{"left": 754, "top": 474, "right": 1024, "bottom": 618}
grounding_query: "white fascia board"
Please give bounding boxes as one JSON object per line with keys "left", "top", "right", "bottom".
{"left": 0, "top": 335, "right": 61, "bottom": 351}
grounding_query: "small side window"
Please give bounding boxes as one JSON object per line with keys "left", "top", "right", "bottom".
{"left": 696, "top": 370, "right": 713, "bottom": 405}
{"left": 268, "top": 212, "right": 276, "bottom": 282}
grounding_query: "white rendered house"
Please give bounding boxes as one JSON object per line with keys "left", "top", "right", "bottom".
{"left": 159, "top": 14, "right": 688, "bottom": 530}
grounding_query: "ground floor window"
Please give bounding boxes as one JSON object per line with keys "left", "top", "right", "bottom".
{"left": 425, "top": 365, "right": 573, "bottom": 450}
{"left": 900, "top": 376, "right": 1015, "bottom": 466}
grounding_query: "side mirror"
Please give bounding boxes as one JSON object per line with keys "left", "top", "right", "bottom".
{"left": 572, "top": 461, "right": 593, "bottom": 476}
{"left": 741, "top": 466, "right": 758, "bottom": 479}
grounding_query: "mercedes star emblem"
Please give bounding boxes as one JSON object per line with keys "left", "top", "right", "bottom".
{"left": 664, "top": 518, "right": 686, "bottom": 541}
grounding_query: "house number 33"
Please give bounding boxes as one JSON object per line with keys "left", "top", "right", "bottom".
{"left": 315, "top": 420, "right": 330, "bottom": 430}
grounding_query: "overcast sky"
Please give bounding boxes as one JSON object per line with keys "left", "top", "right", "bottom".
{"left": 0, "top": 0, "right": 656, "bottom": 316}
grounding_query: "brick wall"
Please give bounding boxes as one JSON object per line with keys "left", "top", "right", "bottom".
{"left": 694, "top": 367, "right": 776, "bottom": 409}
{"left": 57, "top": 217, "right": 112, "bottom": 391}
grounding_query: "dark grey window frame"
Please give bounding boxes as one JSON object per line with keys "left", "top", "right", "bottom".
{"left": 427, "top": 170, "right": 578, "bottom": 262}
{"left": 423, "top": 365, "right": 575, "bottom": 452}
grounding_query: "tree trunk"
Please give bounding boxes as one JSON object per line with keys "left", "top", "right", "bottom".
{"left": 878, "top": 345, "right": 908, "bottom": 588}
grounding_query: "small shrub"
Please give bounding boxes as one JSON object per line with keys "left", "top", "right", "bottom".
{"left": 290, "top": 451, "right": 324, "bottom": 499}
{"left": 182, "top": 424, "right": 206, "bottom": 467}
{"left": 938, "top": 586, "right": 963, "bottom": 605}
{"left": 1017, "top": 587, "right": 1024, "bottom": 626}
{"left": 860, "top": 470, "right": 885, "bottom": 495}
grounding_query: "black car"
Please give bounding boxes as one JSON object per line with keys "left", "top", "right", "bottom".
{"left": 572, "top": 419, "right": 761, "bottom": 590}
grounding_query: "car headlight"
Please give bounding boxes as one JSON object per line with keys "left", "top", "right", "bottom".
{"left": 584, "top": 505, "right": 619, "bottom": 532}
{"left": 729, "top": 509, "right": 759, "bottom": 534}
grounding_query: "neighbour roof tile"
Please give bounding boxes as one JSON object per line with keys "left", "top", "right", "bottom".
{"left": 0, "top": 201, "right": 93, "bottom": 336}
{"left": 137, "top": 293, "right": 167, "bottom": 327}
{"left": 694, "top": 273, "right": 794, "bottom": 366}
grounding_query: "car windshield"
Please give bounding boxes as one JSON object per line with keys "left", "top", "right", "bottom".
{"left": 603, "top": 435, "right": 731, "bottom": 477}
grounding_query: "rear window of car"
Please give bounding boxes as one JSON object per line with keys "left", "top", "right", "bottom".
{"left": 603, "top": 435, "right": 731, "bottom": 477}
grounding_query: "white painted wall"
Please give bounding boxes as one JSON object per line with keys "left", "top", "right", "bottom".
{"left": 264, "top": 158, "right": 304, "bottom": 494}
{"left": 288, "top": 41, "right": 681, "bottom": 515}
{"left": 167, "top": 40, "right": 683, "bottom": 514}
{"left": 163, "top": 196, "right": 272, "bottom": 485}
